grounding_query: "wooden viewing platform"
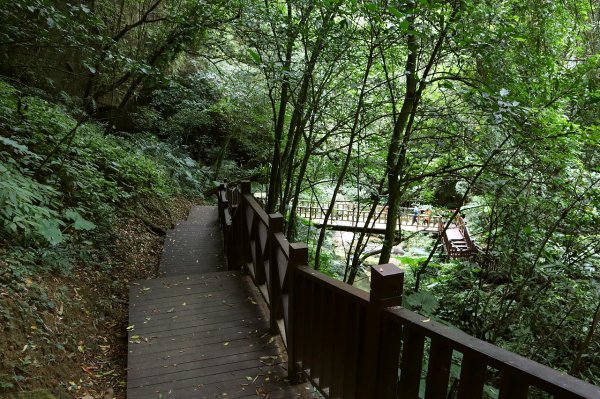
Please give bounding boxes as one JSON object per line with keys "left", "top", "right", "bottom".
{"left": 127, "top": 206, "right": 317, "bottom": 398}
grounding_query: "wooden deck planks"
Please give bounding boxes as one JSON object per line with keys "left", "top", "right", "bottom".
{"left": 186, "top": 205, "right": 221, "bottom": 225}
{"left": 127, "top": 206, "right": 317, "bottom": 398}
{"left": 159, "top": 225, "right": 225, "bottom": 276}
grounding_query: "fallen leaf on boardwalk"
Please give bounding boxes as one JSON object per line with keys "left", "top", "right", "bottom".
{"left": 167, "top": 308, "right": 175, "bottom": 313}
{"left": 422, "top": 318, "right": 430, "bottom": 323}
{"left": 182, "top": 302, "right": 186, "bottom": 306}
{"left": 130, "top": 335, "right": 141, "bottom": 344}
{"left": 80, "top": 365, "right": 97, "bottom": 375}
{"left": 223, "top": 342, "right": 229, "bottom": 346}
{"left": 126, "top": 325, "right": 135, "bottom": 331}
{"left": 245, "top": 376, "right": 252, "bottom": 381}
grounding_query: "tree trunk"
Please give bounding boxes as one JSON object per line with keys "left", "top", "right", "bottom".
{"left": 378, "top": 8, "right": 418, "bottom": 264}
{"left": 570, "top": 299, "right": 600, "bottom": 375}
{"left": 314, "top": 42, "right": 376, "bottom": 270}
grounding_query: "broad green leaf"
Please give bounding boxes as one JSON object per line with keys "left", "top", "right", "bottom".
{"left": 399, "top": 20, "right": 410, "bottom": 31}
{"left": 406, "top": 291, "right": 439, "bottom": 314}
{"left": 0, "top": 136, "right": 30, "bottom": 154}
{"left": 73, "top": 218, "right": 96, "bottom": 231}
{"left": 247, "top": 49, "right": 261, "bottom": 64}
{"left": 364, "top": 3, "right": 378, "bottom": 12}
{"left": 36, "top": 219, "right": 64, "bottom": 245}
{"left": 387, "top": 5, "right": 403, "bottom": 18}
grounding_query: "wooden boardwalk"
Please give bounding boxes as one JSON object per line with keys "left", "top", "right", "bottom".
{"left": 127, "top": 206, "right": 317, "bottom": 398}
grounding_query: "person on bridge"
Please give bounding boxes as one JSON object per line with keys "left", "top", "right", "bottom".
{"left": 412, "top": 205, "right": 419, "bottom": 225}
{"left": 423, "top": 209, "right": 431, "bottom": 226}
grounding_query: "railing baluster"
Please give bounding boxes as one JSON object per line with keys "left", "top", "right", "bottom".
{"left": 342, "top": 301, "right": 360, "bottom": 399}
{"left": 287, "top": 242, "right": 307, "bottom": 383}
{"left": 311, "top": 283, "right": 325, "bottom": 383}
{"left": 359, "top": 264, "right": 404, "bottom": 399}
{"left": 398, "top": 327, "right": 426, "bottom": 398}
{"left": 305, "top": 276, "right": 317, "bottom": 379}
{"left": 293, "top": 270, "right": 306, "bottom": 377}
{"left": 499, "top": 371, "right": 529, "bottom": 399}
{"left": 331, "top": 296, "right": 349, "bottom": 398}
{"left": 268, "top": 214, "right": 284, "bottom": 334}
{"left": 378, "top": 317, "right": 403, "bottom": 399}
{"left": 424, "top": 340, "right": 453, "bottom": 399}
{"left": 553, "top": 392, "right": 582, "bottom": 399}
{"left": 320, "top": 288, "right": 335, "bottom": 391}
{"left": 456, "top": 354, "right": 486, "bottom": 399}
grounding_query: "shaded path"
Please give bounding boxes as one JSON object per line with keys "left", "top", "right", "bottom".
{"left": 127, "top": 206, "right": 315, "bottom": 398}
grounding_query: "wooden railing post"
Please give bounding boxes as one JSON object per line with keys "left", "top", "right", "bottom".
{"left": 268, "top": 213, "right": 284, "bottom": 334}
{"left": 287, "top": 242, "right": 308, "bottom": 384}
{"left": 218, "top": 182, "right": 227, "bottom": 228}
{"left": 238, "top": 181, "right": 252, "bottom": 270}
{"left": 218, "top": 182, "right": 232, "bottom": 259}
{"left": 359, "top": 264, "right": 404, "bottom": 399}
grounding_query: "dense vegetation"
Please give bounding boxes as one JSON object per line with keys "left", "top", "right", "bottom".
{"left": 0, "top": 0, "right": 598, "bottom": 397}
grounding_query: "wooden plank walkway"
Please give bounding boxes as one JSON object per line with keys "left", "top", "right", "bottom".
{"left": 127, "top": 206, "right": 317, "bottom": 398}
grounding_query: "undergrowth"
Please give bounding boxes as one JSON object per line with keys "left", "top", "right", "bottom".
{"left": 0, "top": 79, "right": 210, "bottom": 397}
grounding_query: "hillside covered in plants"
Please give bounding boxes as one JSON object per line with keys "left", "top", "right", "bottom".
{"left": 0, "top": 0, "right": 599, "bottom": 397}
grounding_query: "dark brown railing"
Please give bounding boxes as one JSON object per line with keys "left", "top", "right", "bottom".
{"left": 217, "top": 181, "right": 600, "bottom": 399}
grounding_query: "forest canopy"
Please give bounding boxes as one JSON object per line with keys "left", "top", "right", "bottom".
{"left": 0, "top": 0, "right": 599, "bottom": 396}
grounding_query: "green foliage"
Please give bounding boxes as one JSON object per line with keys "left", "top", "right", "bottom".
{"left": 0, "top": 79, "right": 206, "bottom": 276}
{"left": 133, "top": 69, "right": 272, "bottom": 182}
{"left": 404, "top": 291, "right": 439, "bottom": 315}
{"left": 0, "top": 163, "right": 61, "bottom": 243}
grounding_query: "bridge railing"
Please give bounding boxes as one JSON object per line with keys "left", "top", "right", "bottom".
{"left": 217, "top": 181, "right": 600, "bottom": 399}
{"left": 296, "top": 200, "right": 442, "bottom": 228}
{"left": 438, "top": 216, "right": 476, "bottom": 259}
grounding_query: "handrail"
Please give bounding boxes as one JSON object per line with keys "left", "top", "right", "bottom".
{"left": 384, "top": 308, "right": 600, "bottom": 399}
{"left": 297, "top": 203, "right": 442, "bottom": 229}
{"left": 217, "top": 181, "right": 600, "bottom": 399}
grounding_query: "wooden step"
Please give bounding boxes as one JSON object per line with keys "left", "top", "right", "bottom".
{"left": 127, "top": 271, "right": 318, "bottom": 398}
